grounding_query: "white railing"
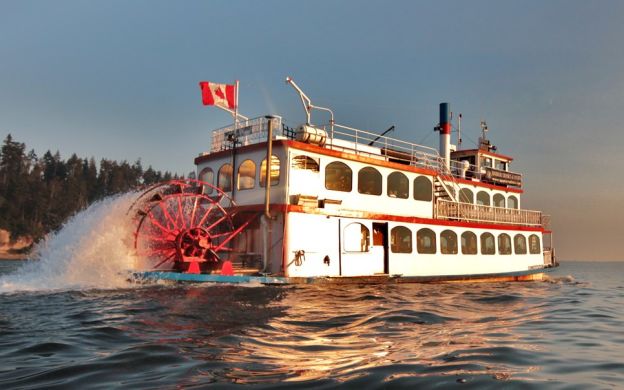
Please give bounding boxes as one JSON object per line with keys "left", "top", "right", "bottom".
{"left": 210, "top": 116, "right": 284, "bottom": 153}
{"left": 436, "top": 199, "right": 543, "bottom": 227}
{"left": 329, "top": 123, "right": 445, "bottom": 171}
{"left": 207, "top": 117, "right": 522, "bottom": 189}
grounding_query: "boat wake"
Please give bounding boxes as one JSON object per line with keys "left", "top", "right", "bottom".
{"left": 0, "top": 193, "right": 139, "bottom": 293}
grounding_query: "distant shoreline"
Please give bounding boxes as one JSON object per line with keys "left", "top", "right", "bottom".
{"left": 0, "top": 252, "right": 29, "bottom": 260}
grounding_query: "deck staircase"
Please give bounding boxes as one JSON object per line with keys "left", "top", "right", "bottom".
{"left": 433, "top": 158, "right": 461, "bottom": 204}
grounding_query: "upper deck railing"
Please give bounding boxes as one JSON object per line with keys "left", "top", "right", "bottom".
{"left": 436, "top": 199, "right": 545, "bottom": 227}
{"left": 206, "top": 116, "right": 522, "bottom": 187}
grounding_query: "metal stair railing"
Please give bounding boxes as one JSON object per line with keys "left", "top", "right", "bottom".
{"left": 433, "top": 156, "right": 460, "bottom": 203}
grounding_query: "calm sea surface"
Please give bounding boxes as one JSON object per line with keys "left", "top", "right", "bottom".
{"left": 0, "top": 260, "right": 622, "bottom": 389}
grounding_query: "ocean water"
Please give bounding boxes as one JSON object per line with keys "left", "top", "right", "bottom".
{"left": 0, "top": 260, "right": 622, "bottom": 389}
{"left": 0, "top": 197, "right": 622, "bottom": 389}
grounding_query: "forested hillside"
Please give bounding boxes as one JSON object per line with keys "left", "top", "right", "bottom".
{"left": 0, "top": 134, "right": 182, "bottom": 248}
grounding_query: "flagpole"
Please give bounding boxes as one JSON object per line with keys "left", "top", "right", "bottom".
{"left": 231, "top": 80, "right": 240, "bottom": 201}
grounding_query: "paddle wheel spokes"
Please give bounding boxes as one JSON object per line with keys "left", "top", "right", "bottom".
{"left": 129, "top": 179, "right": 251, "bottom": 274}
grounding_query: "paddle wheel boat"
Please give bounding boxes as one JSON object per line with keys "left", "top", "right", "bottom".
{"left": 130, "top": 78, "right": 557, "bottom": 284}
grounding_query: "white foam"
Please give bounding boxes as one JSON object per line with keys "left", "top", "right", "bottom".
{"left": 0, "top": 193, "right": 140, "bottom": 293}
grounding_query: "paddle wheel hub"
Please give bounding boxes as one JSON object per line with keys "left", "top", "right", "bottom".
{"left": 176, "top": 227, "right": 212, "bottom": 261}
{"left": 128, "top": 179, "right": 259, "bottom": 274}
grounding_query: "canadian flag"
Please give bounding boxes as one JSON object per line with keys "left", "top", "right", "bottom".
{"left": 199, "top": 81, "right": 236, "bottom": 109}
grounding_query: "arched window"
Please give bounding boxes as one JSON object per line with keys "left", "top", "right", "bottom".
{"left": 498, "top": 233, "right": 512, "bottom": 255}
{"left": 260, "top": 155, "right": 280, "bottom": 187}
{"left": 477, "top": 191, "right": 490, "bottom": 206}
{"left": 292, "top": 155, "right": 319, "bottom": 172}
{"left": 387, "top": 172, "right": 409, "bottom": 199}
{"left": 391, "top": 226, "right": 412, "bottom": 253}
{"left": 480, "top": 232, "right": 495, "bottom": 255}
{"left": 413, "top": 176, "right": 433, "bottom": 201}
{"left": 237, "top": 159, "right": 256, "bottom": 190}
{"left": 417, "top": 228, "right": 436, "bottom": 254}
{"left": 344, "top": 222, "right": 370, "bottom": 252}
{"left": 199, "top": 167, "right": 214, "bottom": 195}
{"left": 529, "top": 234, "right": 541, "bottom": 254}
{"left": 493, "top": 193, "right": 506, "bottom": 208}
{"left": 508, "top": 195, "right": 519, "bottom": 209}
{"left": 459, "top": 188, "right": 474, "bottom": 204}
{"left": 217, "top": 163, "right": 233, "bottom": 192}
{"left": 461, "top": 231, "right": 478, "bottom": 255}
{"left": 325, "top": 161, "right": 352, "bottom": 192}
{"left": 358, "top": 167, "right": 382, "bottom": 195}
{"left": 440, "top": 230, "right": 458, "bottom": 254}
{"left": 514, "top": 234, "right": 527, "bottom": 255}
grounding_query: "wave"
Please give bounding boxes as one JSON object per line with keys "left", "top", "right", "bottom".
{"left": 0, "top": 194, "right": 139, "bottom": 293}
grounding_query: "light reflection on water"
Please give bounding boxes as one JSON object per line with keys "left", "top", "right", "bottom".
{"left": 0, "top": 261, "right": 622, "bottom": 389}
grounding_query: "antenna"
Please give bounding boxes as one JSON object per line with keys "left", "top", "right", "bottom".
{"left": 368, "top": 125, "right": 395, "bottom": 146}
{"left": 458, "top": 113, "right": 462, "bottom": 148}
{"left": 480, "top": 120, "right": 488, "bottom": 139}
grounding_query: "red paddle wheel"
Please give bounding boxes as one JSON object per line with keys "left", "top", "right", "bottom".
{"left": 129, "top": 179, "right": 258, "bottom": 274}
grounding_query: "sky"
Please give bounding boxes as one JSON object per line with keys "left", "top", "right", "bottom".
{"left": 1, "top": 0, "right": 623, "bottom": 261}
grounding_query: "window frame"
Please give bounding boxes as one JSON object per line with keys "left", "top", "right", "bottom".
{"left": 498, "top": 233, "right": 512, "bottom": 255}
{"left": 199, "top": 167, "right": 214, "bottom": 195}
{"left": 237, "top": 159, "right": 256, "bottom": 191}
{"left": 416, "top": 228, "right": 436, "bottom": 254}
{"left": 357, "top": 166, "right": 383, "bottom": 196}
{"left": 217, "top": 163, "right": 233, "bottom": 192}
{"left": 477, "top": 191, "right": 491, "bottom": 206}
{"left": 387, "top": 171, "right": 409, "bottom": 199}
{"left": 440, "top": 229, "right": 458, "bottom": 255}
{"left": 480, "top": 232, "right": 496, "bottom": 255}
{"left": 325, "top": 161, "right": 353, "bottom": 192}
{"left": 390, "top": 226, "right": 412, "bottom": 254}
{"left": 529, "top": 234, "right": 541, "bottom": 254}
{"left": 514, "top": 234, "right": 527, "bottom": 255}
{"left": 461, "top": 231, "right": 478, "bottom": 255}
{"left": 260, "top": 155, "right": 280, "bottom": 188}
{"left": 413, "top": 176, "right": 433, "bottom": 202}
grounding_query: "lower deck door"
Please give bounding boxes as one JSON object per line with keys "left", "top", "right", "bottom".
{"left": 340, "top": 219, "right": 384, "bottom": 276}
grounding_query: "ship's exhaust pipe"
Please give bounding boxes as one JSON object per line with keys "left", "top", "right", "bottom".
{"left": 438, "top": 102, "right": 451, "bottom": 170}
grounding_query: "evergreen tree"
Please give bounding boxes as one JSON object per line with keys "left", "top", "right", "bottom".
{"left": 0, "top": 134, "right": 178, "bottom": 243}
